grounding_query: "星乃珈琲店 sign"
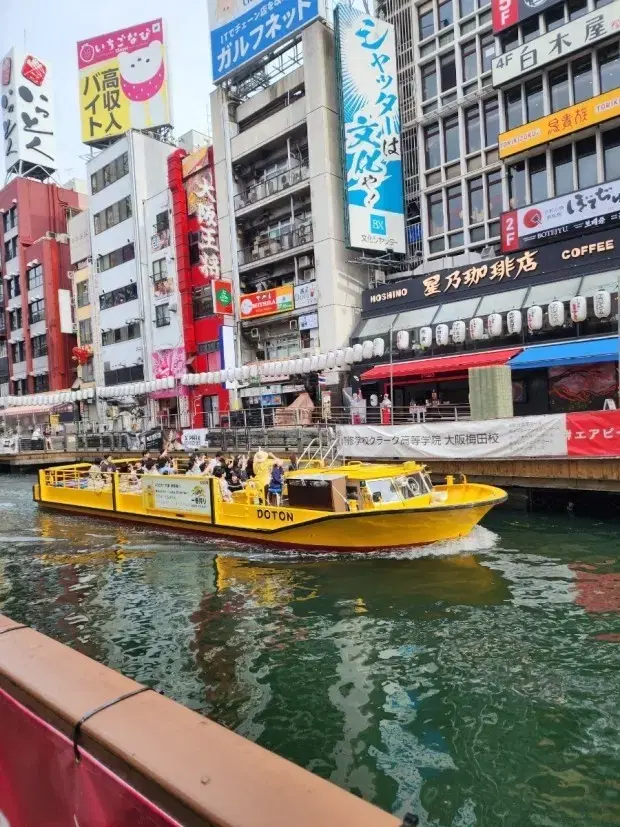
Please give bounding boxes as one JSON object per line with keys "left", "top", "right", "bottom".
{"left": 499, "top": 88, "right": 620, "bottom": 159}
{"left": 362, "top": 227, "right": 620, "bottom": 312}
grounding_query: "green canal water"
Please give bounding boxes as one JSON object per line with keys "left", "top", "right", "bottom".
{"left": 0, "top": 476, "right": 619, "bottom": 826}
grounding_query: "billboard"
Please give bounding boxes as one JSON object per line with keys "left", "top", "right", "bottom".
{"left": 501, "top": 179, "right": 620, "bottom": 252}
{"left": 0, "top": 49, "right": 56, "bottom": 176}
{"left": 493, "top": 0, "right": 564, "bottom": 33}
{"left": 499, "top": 88, "right": 620, "bottom": 158}
{"left": 335, "top": 6, "right": 406, "bottom": 255}
{"left": 492, "top": 0, "right": 620, "bottom": 86}
{"left": 184, "top": 157, "right": 220, "bottom": 282}
{"left": 239, "top": 285, "right": 294, "bottom": 320}
{"left": 212, "top": 279, "right": 234, "bottom": 315}
{"left": 294, "top": 281, "right": 318, "bottom": 309}
{"left": 68, "top": 210, "right": 91, "bottom": 265}
{"left": 208, "top": 0, "right": 324, "bottom": 83}
{"left": 77, "top": 19, "right": 171, "bottom": 146}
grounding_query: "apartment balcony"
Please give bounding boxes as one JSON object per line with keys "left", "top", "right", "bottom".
{"left": 234, "top": 164, "right": 310, "bottom": 217}
{"left": 238, "top": 221, "right": 313, "bottom": 272}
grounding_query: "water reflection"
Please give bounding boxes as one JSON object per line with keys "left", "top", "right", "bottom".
{"left": 0, "top": 477, "right": 619, "bottom": 826}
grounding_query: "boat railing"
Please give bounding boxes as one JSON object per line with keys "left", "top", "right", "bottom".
{"left": 43, "top": 464, "right": 109, "bottom": 490}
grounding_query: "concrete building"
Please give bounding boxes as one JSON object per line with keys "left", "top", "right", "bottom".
{"left": 210, "top": 21, "right": 370, "bottom": 408}
{"left": 68, "top": 210, "right": 97, "bottom": 419}
{"left": 0, "top": 178, "right": 85, "bottom": 397}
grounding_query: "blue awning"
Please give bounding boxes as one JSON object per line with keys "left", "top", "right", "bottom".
{"left": 510, "top": 336, "right": 619, "bottom": 371}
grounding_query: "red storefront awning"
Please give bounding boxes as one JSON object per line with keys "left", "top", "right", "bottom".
{"left": 360, "top": 347, "right": 523, "bottom": 382}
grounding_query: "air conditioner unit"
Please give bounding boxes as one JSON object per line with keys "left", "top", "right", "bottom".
{"left": 57, "top": 233, "right": 69, "bottom": 244}
{"left": 280, "top": 172, "right": 290, "bottom": 188}
{"left": 373, "top": 269, "right": 386, "bottom": 284}
{"left": 267, "top": 178, "right": 279, "bottom": 195}
{"left": 250, "top": 327, "right": 260, "bottom": 339}
{"left": 290, "top": 169, "right": 302, "bottom": 184}
{"left": 299, "top": 268, "right": 315, "bottom": 283}
{"left": 289, "top": 319, "right": 298, "bottom": 330}
{"left": 168, "top": 299, "right": 178, "bottom": 312}
{"left": 298, "top": 255, "right": 312, "bottom": 269}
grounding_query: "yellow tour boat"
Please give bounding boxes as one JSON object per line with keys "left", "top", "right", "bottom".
{"left": 33, "top": 459, "right": 506, "bottom": 552}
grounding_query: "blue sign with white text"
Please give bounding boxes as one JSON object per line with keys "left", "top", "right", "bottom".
{"left": 210, "top": 0, "right": 322, "bottom": 83}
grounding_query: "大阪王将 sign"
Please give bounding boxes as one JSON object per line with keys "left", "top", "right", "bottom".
{"left": 501, "top": 178, "right": 620, "bottom": 252}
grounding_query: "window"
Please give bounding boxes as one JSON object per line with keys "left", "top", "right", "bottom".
{"left": 189, "top": 231, "right": 200, "bottom": 266}
{"left": 10, "top": 342, "right": 25, "bottom": 363}
{"left": 197, "top": 340, "right": 220, "bottom": 355}
{"left": 500, "top": 28, "right": 519, "bottom": 53}
{"left": 7, "top": 276, "right": 20, "bottom": 299}
{"left": 90, "top": 152, "right": 129, "bottom": 194}
{"left": 553, "top": 145, "right": 574, "bottom": 195}
{"left": 155, "top": 211, "right": 169, "bottom": 233}
{"left": 440, "top": 53, "right": 456, "bottom": 92}
{"left": 444, "top": 115, "right": 460, "bottom": 162}
{"left": 4, "top": 237, "right": 17, "bottom": 261}
{"left": 424, "top": 123, "right": 441, "bottom": 168}
{"left": 93, "top": 195, "right": 132, "bottom": 234}
{"left": 419, "top": 3, "right": 434, "bottom": 39}
{"left": 545, "top": 4, "right": 565, "bottom": 30}
{"left": 447, "top": 185, "right": 463, "bottom": 230}
{"left": 438, "top": 0, "right": 453, "bottom": 27}
{"left": 550, "top": 67, "right": 569, "bottom": 112}
{"left": 9, "top": 308, "right": 22, "bottom": 331}
{"left": 100, "top": 282, "right": 138, "bottom": 310}
{"left": 101, "top": 323, "right": 141, "bottom": 346}
{"left": 28, "top": 299, "right": 45, "bottom": 324}
{"left": 192, "top": 286, "right": 214, "bottom": 319}
{"left": 2, "top": 206, "right": 17, "bottom": 233}
{"left": 505, "top": 87, "right": 522, "bottom": 130}
{"left": 572, "top": 56, "right": 592, "bottom": 104}
{"left": 462, "top": 40, "right": 477, "bottom": 81}
{"left": 481, "top": 33, "right": 494, "bottom": 73}
{"left": 522, "top": 17, "right": 539, "bottom": 42}
{"left": 11, "top": 378, "right": 27, "bottom": 396}
{"left": 576, "top": 137, "right": 597, "bottom": 189}
{"left": 104, "top": 364, "right": 144, "bottom": 386}
{"left": 31, "top": 334, "right": 47, "bottom": 358}
{"left": 76, "top": 281, "right": 89, "bottom": 308}
{"left": 33, "top": 374, "right": 49, "bottom": 392}
{"left": 152, "top": 258, "right": 167, "bottom": 280}
{"left": 79, "top": 318, "right": 93, "bottom": 345}
{"left": 81, "top": 362, "right": 95, "bottom": 383}
{"left": 422, "top": 62, "right": 437, "bottom": 100}
{"left": 27, "top": 265, "right": 43, "bottom": 290}
{"left": 603, "top": 128, "right": 620, "bottom": 179}
{"left": 568, "top": 0, "right": 587, "bottom": 18}
{"left": 465, "top": 105, "right": 481, "bottom": 153}
{"left": 599, "top": 43, "right": 620, "bottom": 94}
{"left": 468, "top": 176, "right": 484, "bottom": 223}
{"left": 483, "top": 98, "right": 499, "bottom": 146}
{"left": 525, "top": 77, "right": 544, "bottom": 122}
{"left": 428, "top": 191, "right": 445, "bottom": 235}
{"left": 508, "top": 162, "right": 526, "bottom": 207}
{"left": 98, "top": 243, "right": 135, "bottom": 272}
{"left": 529, "top": 154, "right": 547, "bottom": 202}
{"left": 460, "top": 0, "right": 475, "bottom": 17}
{"left": 487, "top": 169, "right": 503, "bottom": 219}
{"left": 155, "top": 303, "right": 170, "bottom": 327}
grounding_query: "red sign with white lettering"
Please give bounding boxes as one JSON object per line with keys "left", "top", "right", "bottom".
{"left": 500, "top": 210, "right": 518, "bottom": 252}
{"left": 566, "top": 410, "right": 620, "bottom": 457}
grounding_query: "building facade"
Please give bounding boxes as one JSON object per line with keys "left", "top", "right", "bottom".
{"left": 0, "top": 178, "right": 85, "bottom": 397}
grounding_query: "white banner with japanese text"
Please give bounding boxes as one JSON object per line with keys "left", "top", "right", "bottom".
{"left": 181, "top": 428, "right": 210, "bottom": 450}
{"left": 337, "top": 415, "right": 568, "bottom": 460}
{"left": 142, "top": 476, "right": 212, "bottom": 516}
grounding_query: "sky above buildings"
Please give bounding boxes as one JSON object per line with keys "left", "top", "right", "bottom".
{"left": 0, "top": 0, "right": 214, "bottom": 184}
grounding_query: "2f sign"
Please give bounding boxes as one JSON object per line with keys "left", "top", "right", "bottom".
{"left": 501, "top": 212, "right": 518, "bottom": 253}
{"left": 492, "top": 0, "right": 518, "bottom": 31}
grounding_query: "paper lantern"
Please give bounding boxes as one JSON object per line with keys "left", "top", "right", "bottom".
{"left": 488, "top": 313, "right": 503, "bottom": 337}
{"left": 469, "top": 318, "right": 484, "bottom": 340}
{"left": 156, "top": 379, "right": 165, "bottom": 390}
{"left": 548, "top": 300, "right": 565, "bottom": 327}
{"left": 451, "top": 320, "right": 466, "bottom": 344}
{"left": 258, "top": 362, "right": 268, "bottom": 376}
{"left": 570, "top": 296, "right": 587, "bottom": 323}
{"left": 361, "top": 340, "right": 373, "bottom": 360}
{"left": 250, "top": 364, "right": 259, "bottom": 379}
{"left": 196, "top": 372, "right": 206, "bottom": 384}
{"left": 396, "top": 330, "right": 410, "bottom": 350}
{"left": 234, "top": 367, "right": 243, "bottom": 381}
{"left": 435, "top": 324, "right": 449, "bottom": 346}
{"left": 225, "top": 367, "right": 234, "bottom": 382}
{"left": 167, "top": 377, "right": 176, "bottom": 389}
{"left": 372, "top": 338, "right": 385, "bottom": 358}
{"left": 419, "top": 327, "right": 432, "bottom": 348}
{"left": 352, "top": 344, "right": 363, "bottom": 363}
{"left": 302, "top": 357, "right": 312, "bottom": 373}
{"left": 311, "top": 355, "right": 320, "bottom": 371}
{"left": 326, "top": 352, "right": 336, "bottom": 369}
{"left": 274, "top": 361, "right": 283, "bottom": 376}
{"left": 210, "top": 371, "right": 220, "bottom": 384}
{"left": 594, "top": 289, "right": 612, "bottom": 319}
{"left": 506, "top": 309, "right": 522, "bottom": 335}
{"left": 294, "top": 358, "right": 304, "bottom": 374}
{"left": 76, "top": 390, "right": 84, "bottom": 401}
{"left": 344, "top": 346, "right": 355, "bottom": 364}
{"left": 241, "top": 365, "right": 250, "bottom": 381}
{"left": 318, "top": 354, "right": 327, "bottom": 371}
{"left": 527, "top": 305, "right": 543, "bottom": 331}
{"left": 335, "top": 349, "right": 345, "bottom": 367}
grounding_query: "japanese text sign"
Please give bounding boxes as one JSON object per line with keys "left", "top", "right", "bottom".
{"left": 212, "top": 279, "right": 234, "bottom": 314}
{"left": 240, "top": 285, "right": 294, "bottom": 319}
{"left": 1, "top": 48, "right": 56, "bottom": 175}
{"left": 499, "top": 88, "right": 620, "bottom": 158}
{"left": 492, "top": 1, "right": 620, "bottom": 85}
{"left": 209, "top": 0, "right": 324, "bottom": 83}
{"left": 143, "top": 476, "right": 212, "bottom": 516}
{"left": 362, "top": 227, "right": 620, "bottom": 312}
{"left": 493, "top": 0, "right": 565, "bottom": 33}
{"left": 501, "top": 178, "right": 620, "bottom": 252}
{"left": 77, "top": 19, "right": 171, "bottom": 145}
{"left": 294, "top": 280, "right": 318, "bottom": 308}
{"left": 185, "top": 163, "right": 220, "bottom": 281}
{"left": 335, "top": 6, "right": 406, "bottom": 254}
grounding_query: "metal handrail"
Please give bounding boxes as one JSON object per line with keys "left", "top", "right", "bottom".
{"left": 234, "top": 163, "right": 309, "bottom": 210}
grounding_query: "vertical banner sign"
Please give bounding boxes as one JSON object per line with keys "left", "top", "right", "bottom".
{"left": 208, "top": 0, "right": 324, "bottom": 83}
{"left": 77, "top": 19, "right": 172, "bottom": 145}
{"left": 212, "top": 279, "right": 234, "bottom": 314}
{"left": 335, "top": 6, "right": 406, "bottom": 255}
{"left": 0, "top": 49, "right": 56, "bottom": 176}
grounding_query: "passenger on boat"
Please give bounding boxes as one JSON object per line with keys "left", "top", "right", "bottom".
{"left": 134, "top": 460, "right": 144, "bottom": 477}
{"left": 288, "top": 453, "right": 299, "bottom": 472}
{"left": 143, "top": 459, "right": 159, "bottom": 475}
{"left": 228, "top": 471, "right": 244, "bottom": 493}
{"left": 253, "top": 448, "right": 277, "bottom": 493}
{"left": 268, "top": 460, "right": 285, "bottom": 506}
{"left": 213, "top": 466, "right": 233, "bottom": 502}
{"left": 88, "top": 458, "right": 106, "bottom": 490}
{"left": 100, "top": 454, "right": 116, "bottom": 473}
{"left": 126, "top": 463, "right": 141, "bottom": 491}
{"left": 157, "top": 458, "right": 174, "bottom": 475}
{"left": 186, "top": 455, "right": 202, "bottom": 475}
